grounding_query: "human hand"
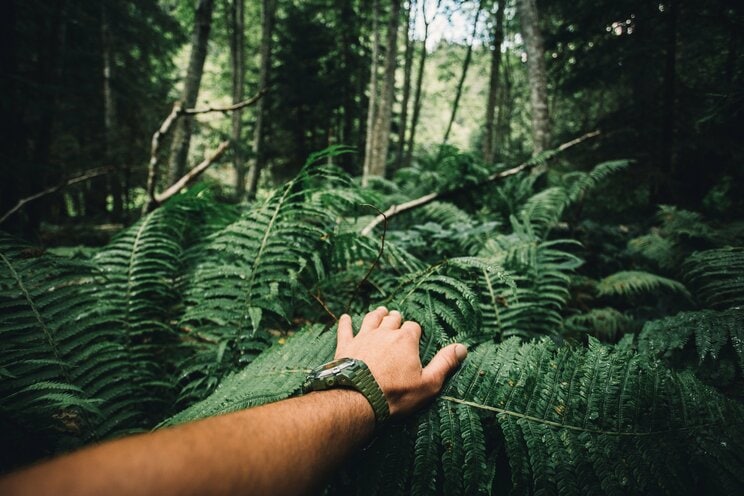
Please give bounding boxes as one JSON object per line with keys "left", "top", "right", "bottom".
{"left": 334, "top": 306, "right": 468, "bottom": 417}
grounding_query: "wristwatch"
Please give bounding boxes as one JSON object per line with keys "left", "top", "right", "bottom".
{"left": 302, "top": 358, "right": 390, "bottom": 425}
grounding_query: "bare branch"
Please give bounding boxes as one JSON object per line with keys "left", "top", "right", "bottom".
{"left": 1, "top": 167, "right": 113, "bottom": 225}
{"left": 360, "top": 130, "right": 600, "bottom": 236}
{"left": 143, "top": 90, "right": 266, "bottom": 214}
{"left": 182, "top": 89, "right": 266, "bottom": 115}
{"left": 347, "top": 204, "right": 388, "bottom": 312}
{"left": 147, "top": 140, "right": 230, "bottom": 210}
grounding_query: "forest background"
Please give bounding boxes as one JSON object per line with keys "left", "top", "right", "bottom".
{"left": 2, "top": 0, "right": 744, "bottom": 494}
{"left": 2, "top": 0, "right": 742, "bottom": 233}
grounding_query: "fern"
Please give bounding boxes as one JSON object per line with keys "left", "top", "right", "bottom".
{"left": 0, "top": 236, "right": 154, "bottom": 468}
{"left": 163, "top": 327, "right": 744, "bottom": 495}
{"left": 176, "top": 158, "right": 364, "bottom": 401}
{"left": 683, "top": 247, "right": 744, "bottom": 310}
{"left": 596, "top": 270, "right": 690, "bottom": 298}
{"left": 638, "top": 309, "right": 744, "bottom": 377}
{"left": 564, "top": 307, "right": 635, "bottom": 342}
{"left": 480, "top": 234, "right": 582, "bottom": 339}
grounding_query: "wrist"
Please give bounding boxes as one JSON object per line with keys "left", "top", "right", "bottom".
{"left": 311, "top": 389, "right": 375, "bottom": 434}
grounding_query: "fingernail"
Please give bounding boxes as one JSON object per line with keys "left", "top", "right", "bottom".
{"left": 377, "top": 306, "right": 388, "bottom": 313}
{"left": 455, "top": 344, "right": 468, "bottom": 362}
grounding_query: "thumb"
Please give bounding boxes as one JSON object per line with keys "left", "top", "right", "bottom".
{"left": 422, "top": 343, "right": 468, "bottom": 392}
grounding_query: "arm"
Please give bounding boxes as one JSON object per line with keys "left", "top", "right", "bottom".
{"left": 0, "top": 307, "right": 467, "bottom": 495}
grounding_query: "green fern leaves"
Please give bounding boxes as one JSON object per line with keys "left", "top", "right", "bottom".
{"left": 684, "top": 248, "right": 744, "bottom": 310}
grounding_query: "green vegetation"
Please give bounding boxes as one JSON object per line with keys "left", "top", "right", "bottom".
{"left": 2, "top": 0, "right": 743, "bottom": 492}
{"left": 2, "top": 146, "right": 743, "bottom": 493}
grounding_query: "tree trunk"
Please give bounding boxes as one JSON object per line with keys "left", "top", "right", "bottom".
{"left": 482, "top": 1, "right": 505, "bottom": 164}
{"left": 367, "top": 0, "right": 401, "bottom": 179}
{"left": 101, "top": 3, "right": 122, "bottom": 220}
{"left": 516, "top": 0, "right": 550, "bottom": 155}
{"left": 229, "top": 0, "right": 246, "bottom": 200}
{"left": 167, "top": 0, "right": 215, "bottom": 186}
{"left": 362, "top": 0, "right": 382, "bottom": 186}
{"left": 404, "top": 0, "right": 438, "bottom": 169}
{"left": 246, "top": 0, "right": 275, "bottom": 200}
{"left": 395, "top": 0, "right": 416, "bottom": 169}
{"left": 442, "top": 2, "right": 482, "bottom": 146}
{"left": 660, "top": 0, "right": 678, "bottom": 202}
{"left": 497, "top": 42, "right": 513, "bottom": 156}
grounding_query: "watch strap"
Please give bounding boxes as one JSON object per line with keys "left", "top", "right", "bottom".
{"left": 303, "top": 358, "right": 390, "bottom": 425}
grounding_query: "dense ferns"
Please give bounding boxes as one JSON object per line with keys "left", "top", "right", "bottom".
{"left": 1, "top": 150, "right": 743, "bottom": 493}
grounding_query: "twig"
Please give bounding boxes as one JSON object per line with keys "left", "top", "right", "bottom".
{"left": 0, "top": 167, "right": 113, "bottom": 225}
{"left": 360, "top": 130, "right": 600, "bottom": 235}
{"left": 309, "top": 290, "right": 337, "bottom": 322}
{"left": 181, "top": 90, "right": 266, "bottom": 115}
{"left": 346, "top": 204, "right": 388, "bottom": 314}
{"left": 143, "top": 90, "right": 266, "bottom": 213}
{"left": 145, "top": 102, "right": 182, "bottom": 210}
{"left": 146, "top": 140, "right": 230, "bottom": 211}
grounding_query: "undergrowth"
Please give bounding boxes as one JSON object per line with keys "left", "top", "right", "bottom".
{"left": 2, "top": 146, "right": 743, "bottom": 494}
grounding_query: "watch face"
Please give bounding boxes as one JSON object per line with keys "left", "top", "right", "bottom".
{"left": 316, "top": 359, "right": 356, "bottom": 379}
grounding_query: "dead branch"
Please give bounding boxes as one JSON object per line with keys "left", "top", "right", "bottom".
{"left": 143, "top": 90, "right": 266, "bottom": 214}
{"left": 0, "top": 167, "right": 114, "bottom": 225}
{"left": 360, "top": 130, "right": 601, "bottom": 236}
{"left": 346, "top": 204, "right": 388, "bottom": 313}
{"left": 144, "top": 140, "right": 230, "bottom": 212}
{"left": 181, "top": 89, "right": 266, "bottom": 115}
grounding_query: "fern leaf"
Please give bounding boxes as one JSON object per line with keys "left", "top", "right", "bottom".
{"left": 597, "top": 270, "right": 690, "bottom": 298}
{"left": 683, "top": 247, "right": 744, "bottom": 310}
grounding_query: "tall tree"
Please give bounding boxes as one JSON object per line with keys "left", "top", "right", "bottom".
{"left": 246, "top": 0, "right": 276, "bottom": 200}
{"left": 101, "top": 2, "right": 122, "bottom": 219}
{"left": 442, "top": 1, "right": 483, "bottom": 146}
{"left": 404, "top": 0, "right": 440, "bottom": 168}
{"left": 362, "top": 0, "right": 382, "bottom": 185}
{"left": 396, "top": 0, "right": 417, "bottom": 169}
{"left": 229, "top": 0, "right": 246, "bottom": 200}
{"left": 167, "top": 0, "right": 215, "bottom": 186}
{"left": 516, "top": 0, "right": 550, "bottom": 155}
{"left": 363, "top": 0, "right": 401, "bottom": 182}
{"left": 482, "top": 1, "right": 506, "bottom": 164}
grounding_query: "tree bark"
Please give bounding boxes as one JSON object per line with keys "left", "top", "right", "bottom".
{"left": 245, "top": 0, "right": 275, "bottom": 200}
{"left": 101, "top": 3, "right": 122, "bottom": 220}
{"left": 516, "top": 0, "right": 550, "bottom": 155}
{"left": 229, "top": 0, "right": 246, "bottom": 200}
{"left": 442, "top": 2, "right": 482, "bottom": 146}
{"left": 660, "top": 0, "right": 678, "bottom": 201}
{"left": 404, "top": 0, "right": 439, "bottom": 169}
{"left": 482, "top": 1, "right": 505, "bottom": 164}
{"left": 362, "top": 0, "right": 382, "bottom": 186}
{"left": 367, "top": 0, "right": 402, "bottom": 179}
{"left": 395, "top": 0, "right": 416, "bottom": 170}
{"left": 167, "top": 0, "right": 215, "bottom": 186}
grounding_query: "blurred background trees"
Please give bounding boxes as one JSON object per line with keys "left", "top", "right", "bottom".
{"left": 1, "top": 0, "right": 742, "bottom": 239}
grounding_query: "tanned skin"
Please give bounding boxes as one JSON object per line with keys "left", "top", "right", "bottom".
{"left": 0, "top": 307, "right": 468, "bottom": 495}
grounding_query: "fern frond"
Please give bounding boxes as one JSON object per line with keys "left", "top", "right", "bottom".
{"left": 0, "top": 236, "right": 155, "bottom": 467}
{"left": 564, "top": 307, "right": 635, "bottom": 342}
{"left": 638, "top": 308, "right": 744, "bottom": 375}
{"left": 163, "top": 327, "right": 744, "bottom": 495}
{"left": 597, "top": 270, "right": 690, "bottom": 298}
{"left": 683, "top": 247, "right": 744, "bottom": 310}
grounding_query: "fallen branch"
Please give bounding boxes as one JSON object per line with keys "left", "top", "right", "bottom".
{"left": 360, "top": 130, "right": 600, "bottom": 235}
{"left": 346, "top": 204, "right": 388, "bottom": 314}
{"left": 145, "top": 140, "right": 230, "bottom": 212}
{"left": 181, "top": 90, "right": 266, "bottom": 115}
{"left": 0, "top": 167, "right": 113, "bottom": 225}
{"left": 144, "top": 90, "right": 266, "bottom": 213}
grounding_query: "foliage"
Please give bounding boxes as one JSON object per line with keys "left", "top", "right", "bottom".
{"left": 2, "top": 150, "right": 743, "bottom": 492}
{"left": 683, "top": 248, "right": 744, "bottom": 310}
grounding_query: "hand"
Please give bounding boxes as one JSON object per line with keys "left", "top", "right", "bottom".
{"left": 334, "top": 307, "right": 468, "bottom": 417}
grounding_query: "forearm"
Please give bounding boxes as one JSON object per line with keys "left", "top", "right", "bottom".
{"left": 1, "top": 389, "right": 375, "bottom": 496}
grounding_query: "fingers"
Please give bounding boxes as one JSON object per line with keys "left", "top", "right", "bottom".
{"left": 422, "top": 343, "right": 468, "bottom": 392}
{"left": 380, "top": 310, "right": 402, "bottom": 329}
{"left": 360, "top": 306, "right": 388, "bottom": 333}
{"left": 400, "top": 320, "right": 422, "bottom": 341}
{"left": 336, "top": 314, "right": 353, "bottom": 349}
